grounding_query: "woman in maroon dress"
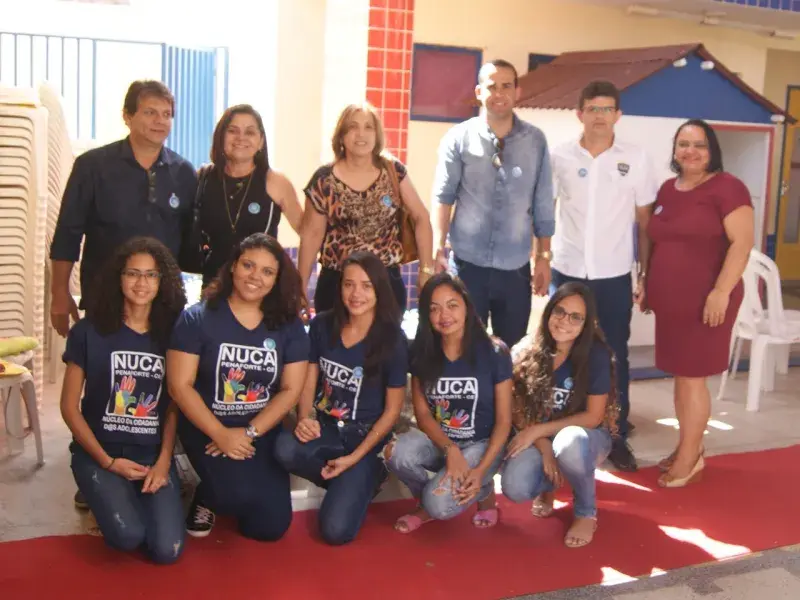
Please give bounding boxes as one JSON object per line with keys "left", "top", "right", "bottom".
{"left": 644, "top": 119, "right": 753, "bottom": 488}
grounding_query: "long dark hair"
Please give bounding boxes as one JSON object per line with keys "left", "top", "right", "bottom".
{"left": 331, "top": 251, "right": 400, "bottom": 379}
{"left": 86, "top": 236, "right": 187, "bottom": 351}
{"left": 210, "top": 104, "right": 269, "bottom": 174}
{"left": 410, "top": 272, "right": 498, "bottom": 389}
{"left": 512, "top": 282, "right": 619, "bottom": 435}
{"left": 203, "top": 233, "right": 305, "bottom": 329}
{"left": 670, "top": 118, "right": 724, "bottom": 175}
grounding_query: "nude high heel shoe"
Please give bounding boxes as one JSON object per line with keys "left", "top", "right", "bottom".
{"left": 658, "top": 455, "right": 705, "bottom": 488}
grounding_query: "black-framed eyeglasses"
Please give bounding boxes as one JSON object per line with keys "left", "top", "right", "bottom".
{"left": 491, "top": 137, "right": 505, "bottom": 169}
{"left": 122, "top": 269, "right": 161, "bottom": 282}
{"left": 147, "top": 170, "right": 157, "bottom": 203}
{"left": 552, "top": 305, "right": 586, "bottom": 326}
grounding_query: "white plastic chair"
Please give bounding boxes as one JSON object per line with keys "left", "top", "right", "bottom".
{"left": 717, "top": 250, "right": 800, "bottom": 411}
{"left": 1, "top": 352, "right": 44, "bottom": 466}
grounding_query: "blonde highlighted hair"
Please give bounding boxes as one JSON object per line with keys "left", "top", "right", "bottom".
{"left": 331, "top": 102, "right": 392, "bottom": 167}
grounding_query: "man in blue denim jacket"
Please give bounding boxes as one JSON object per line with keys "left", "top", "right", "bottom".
{"left": 431, "top": 59, "right": 555, "bottom": 348}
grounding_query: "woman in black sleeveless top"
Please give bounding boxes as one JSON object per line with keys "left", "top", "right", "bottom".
{"left": 196, "top": 104, "right": 303, "bottom": 286}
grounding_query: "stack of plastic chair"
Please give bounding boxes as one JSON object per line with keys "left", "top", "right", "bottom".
{"left": 38, "top": 82, "right": 77, "bottom": 383}
{"left": 717, "top": 249, "right": 800, "bottom": 411}
{"left": 0, "top": 86, "right": 48, "bottom": 444}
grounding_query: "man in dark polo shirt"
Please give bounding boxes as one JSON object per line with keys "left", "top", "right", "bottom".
{"left": 50, "top": 79, "right": 197, "bottom": 336}
{"left": 49, "top": 80, "right": 197, "bottom": 510}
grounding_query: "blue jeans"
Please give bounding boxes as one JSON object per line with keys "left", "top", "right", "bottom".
{"left": 274, "top": 418, "right": 385, "bottom": 546}
{"left": 500, "top": 426, "right": 612, "bottom": 518}
{"left": 451, "top": 255, "right": 531, "bottom": 349}
{"left": 386, "top": 429, "right": 502, "bottom": 520}
{"left": 70, "top": 442, "right": 185, "bottom": 564}
{"left": 551, "top": 270, "right": 633, "bottom": 439}
{"left": 179, "top": 424, "right": 293, "bottom": 542}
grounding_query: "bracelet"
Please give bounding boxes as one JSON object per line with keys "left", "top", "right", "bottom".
{"left": 106, "top": 457, "right": 116, "bottom": 470}
{"left": 442, "top": 442, "right": 454, "bottom": 457}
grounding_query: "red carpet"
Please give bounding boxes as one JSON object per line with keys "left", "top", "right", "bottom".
{"left": 3, "top": 445, "right": 800, "bottom": 600}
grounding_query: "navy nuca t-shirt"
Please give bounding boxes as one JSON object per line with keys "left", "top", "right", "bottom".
{"left": 309, "top": 311, "right": 408, "bottom": 425}
{"left": 63, "top": 318, "right": 168, "bottom": 446}
{"left": 550, "top": 342, "right": 612, "bottom": 419}
{"left": 414, "top": 340, "right": 512, "bottom": 442}
{"left": 170, "top": 301, "right": 310, "bottom": 428}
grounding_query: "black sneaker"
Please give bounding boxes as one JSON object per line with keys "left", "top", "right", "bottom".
{"left": 74, "top": 490, "right": 89, "bottom": 510}
{"left": 186, "top": 496, "right": 215, "bottom": 538}
{"left": 608, "top": 439, "right": 638, "bottom": 472}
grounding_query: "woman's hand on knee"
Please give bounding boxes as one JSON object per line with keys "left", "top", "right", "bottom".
{"left": 542, "top": 452, "right": 563, "bottom": 488}
{"left": 454, "top": 467, "right": 485, "bottom": 505}
{"left": 294, "top": 418, "right": 321, "bottom": 443}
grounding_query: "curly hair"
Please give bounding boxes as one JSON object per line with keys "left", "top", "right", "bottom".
{"left": 410, "top": 272, "right": 500, "bottom": 388}
{"left": 511, "top": 282, "right": 619, "bottom": 436}
{"left": 203, "top": 232, "right": 306, "bottom": 329}
{"left": 86, "top": 236, "right": 187, "bottom": 351}
{"left": 330, "top": 251, "right": 401, "bottom": 380}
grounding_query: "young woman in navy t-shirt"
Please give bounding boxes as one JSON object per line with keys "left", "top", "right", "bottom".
{"left": 386, "top": 273, "right": 512, "bottom": 533}
{"left": 501, "top": 282, "right": 619, "bottom": 548}
{"left": 274, "top": 251, "right": 408, "bottom": 545}
{"left": 61, "top": 237, "right": 187, "bottom": 564}
{"left": 168, "top": 233, "right": 309, "bottom": 540}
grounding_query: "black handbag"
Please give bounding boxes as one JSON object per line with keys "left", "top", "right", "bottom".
{"left": 178, "top": 165, "right": 213, "bottom": 274}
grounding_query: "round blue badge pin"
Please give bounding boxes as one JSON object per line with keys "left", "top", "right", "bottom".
{"left": 263, "top": 338, "right": 276, "bottom": 351}
{"left": 578, "top": 168, "right": 588, "bottom": 178}
{"left": 564, "top": 377, "right": 574, "bottom": 390}
{"left": 248, "top": 202, "right": 261, "bottom": 215}
{"left": 381, "top": 194, "right": 392, "bottom": 207}
{"left": 168, "top": 194, "right": 180, "bottom": 209}
{"left": 511, "top": 166, "right": 522, "bottom": 178}
{"left": 353, "top": 366, "right": 364, "bottom": 379}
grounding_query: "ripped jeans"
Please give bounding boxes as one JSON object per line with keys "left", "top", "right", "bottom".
{"left": 386, "top": 429, "right": 503, "bottom": 520}
{"left": 70, "top": 442, "right": 186, "bottom": 564}
{"left": 500, "top": 426, "right": 612, "bottom": 519}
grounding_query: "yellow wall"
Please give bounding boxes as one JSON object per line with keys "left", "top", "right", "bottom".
{"left": 272, "top": 0, "right": 327, "bottom": 247}
{"left": 408, "top": 0, "right": 800, "bottom": 210}
{"left": 763, "top": 49, "right": 800, "bottom": 235}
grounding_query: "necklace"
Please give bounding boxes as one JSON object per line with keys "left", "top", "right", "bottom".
{"left": 222, "top": 170, "right": 255, "bottom": 232}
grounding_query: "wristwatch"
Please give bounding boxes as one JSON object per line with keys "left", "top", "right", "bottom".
{"left": 536, "top": 250, "right": 553, "bottom": 261}
{"left": 245, "top": 424, "right": 259, "bottom": 439}
{"left": 421, "top": 265, "right": 435, "bottom": 276}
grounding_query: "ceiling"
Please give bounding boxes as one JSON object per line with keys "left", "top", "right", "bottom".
{"left": 573, "top": 0, "right": 800, "bottom": 37}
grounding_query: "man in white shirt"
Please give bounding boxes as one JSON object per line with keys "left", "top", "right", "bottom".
{"left": 550, "top": 81, "right": 658, "bottom": 472}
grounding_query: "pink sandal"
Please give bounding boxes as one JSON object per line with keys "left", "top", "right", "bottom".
{"left": 472, "top": 507, "right": 500, "bottom": 528}
{"left": 394, "top": 513, "right": 431, "bottom": 534}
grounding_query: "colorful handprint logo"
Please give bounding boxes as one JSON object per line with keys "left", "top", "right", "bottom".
{"left": 131, "top": 393, "right": 158, "bottom": 418}
{"left": 328, "top": 401, "right": 351, "bottom": 420}
{"left": 244, "top": 382, "right": 267, "bottom": 403}
{"left": 445, "top": 409, "right": 469, "bottom": 429}
{"left": 433, "top": 398, "right": 451, "bottom": 424}
{"left": 113, "top": 375, "right": 137, "bottom": 415}
{"left": 222, "top": 368, "right": 246, "bottom": 403}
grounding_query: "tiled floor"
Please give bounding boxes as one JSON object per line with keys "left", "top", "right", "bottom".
{"left": 1, "top": 360, "right": 799, "bottom": 599}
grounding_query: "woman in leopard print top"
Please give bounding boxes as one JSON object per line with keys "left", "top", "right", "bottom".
{"left": 298, "top": 103, "right": 434, "bottom": 314}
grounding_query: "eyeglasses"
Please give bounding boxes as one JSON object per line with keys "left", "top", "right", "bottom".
{"left": 491, "top": 136, "right": 505, "bottom": 169}
{"left": 122, "top": 269, "right": 161, "bottom": 282}
{"left": 552, "top": 305, "right": 586, "bottom": 326}
{"left": 584, "top": 106, "right": 617, "bottom": 115}
{"left": 147, "top": 170, "right": 157, "bottom": 203}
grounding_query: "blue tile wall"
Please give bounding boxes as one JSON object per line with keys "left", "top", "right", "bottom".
{"left": 284, "top": 248, "right": 420, "bottom": 310}
{"left": 711, "top": 0, "right": 800, "bottom": 12}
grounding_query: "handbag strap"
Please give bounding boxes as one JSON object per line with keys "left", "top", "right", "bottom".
{"left": 384, "top": 158, "right": 403, "bottom": 208}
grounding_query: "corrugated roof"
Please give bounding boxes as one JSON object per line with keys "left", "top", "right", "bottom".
{"left": 516, "top": 43, "right": 793, "bottom": 123}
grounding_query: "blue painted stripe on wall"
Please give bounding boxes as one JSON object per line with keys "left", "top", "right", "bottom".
{"left": 620, "top": 53, "right": 775, "bottom": 123}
